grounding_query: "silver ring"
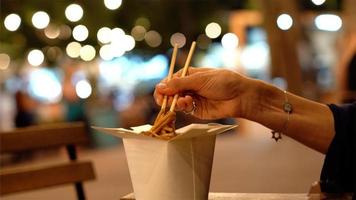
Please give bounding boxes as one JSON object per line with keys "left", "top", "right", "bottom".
{"left": 183, "top": 100, "right": 197, "bottom": 115}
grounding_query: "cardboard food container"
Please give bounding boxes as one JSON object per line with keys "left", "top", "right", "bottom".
{"left": 93, "top": 123, "right": 237, "bottom": 200}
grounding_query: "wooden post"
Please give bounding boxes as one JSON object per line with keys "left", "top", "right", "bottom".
{"left": 260, "top": 0, "right": 303, "bottom": 95}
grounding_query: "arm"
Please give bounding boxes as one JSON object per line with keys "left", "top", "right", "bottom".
{"left": 247, "top": 80, "right": 335, "bottom": 154}
{"left": 155, "top": 68, "right": 335, "bottom": 154}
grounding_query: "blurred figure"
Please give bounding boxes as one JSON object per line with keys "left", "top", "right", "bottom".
{"left": 62, "top": 61, "right": 88, "bottom": 123}
{"left": 14, "top": 90, "right": 37, "bottom": 127}
{"left": 337, "top": 33, "right": 356, "bottom": 103}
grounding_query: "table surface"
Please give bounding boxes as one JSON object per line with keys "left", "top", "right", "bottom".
{"left": 120, "top": 192, "right": 353, "bottom": 200}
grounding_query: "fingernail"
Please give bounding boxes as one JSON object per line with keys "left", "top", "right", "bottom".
{"left": 157, "top": 83, "right": 167, "bottom": 89}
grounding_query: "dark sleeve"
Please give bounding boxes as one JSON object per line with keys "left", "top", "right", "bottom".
{"left": 320, "top": 102, "right": 356, "bottom": 193}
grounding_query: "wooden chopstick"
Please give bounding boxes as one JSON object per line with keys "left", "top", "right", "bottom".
{"left": 160, "top": 44, "right": 178, "bottom": 112}
{"left": 169, "top": 41, "right": 196, "bottom": 112}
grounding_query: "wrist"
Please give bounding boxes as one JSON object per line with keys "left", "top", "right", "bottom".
{"left": 237, "top": 78, "right": 266, "bottom": 119}
{"left": 241, "top": 79, "right": 283, "bottom": 121}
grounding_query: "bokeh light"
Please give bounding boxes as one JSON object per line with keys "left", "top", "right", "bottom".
{"left": 122, "top": 35, "right": 135, "bottom": 51}
{"left": 170, "top": 32, "right": 186, "bottom": 48}
{"left": 65, "top": 4, "right": 84, "bottom": 22}
{"left": 80, "top": 45, "right": 96, "bottom": 61}
{"left": 145, "top": 30, "right": 162, "bottom": 47}
{"left": 66, "top": 41, "right": 82, "bottom": 58}
{"left": 0, "top": 53, "right": 11, "bottom": 70}
{"left": 311, "top": 0, "right": 326, "bottom": 6}
{"left": 197, "top": 34, "right": 211, "bottom": 49}
{"left": 131, "top": 25, "right": 146, "bottom": 41}
{"left": 28, "top": 68, "right": 62, "bottom": 103}
{"left": 110, "top": 43, "right": 126, "bottom": 57}
{"left": 73, "top": 25, "right": 89, "bottom": 41}
{"left": 46, "top": 46, "right": 62, "bottom": 61}
{"left": 4, "top": 13, "right": 21, "bottom": 31}
{"left": 97, "top": 27, "right": 112, "bottom": 44}
{"left": 205, "top": 22, "right": 221, "bottom": 39}
{"left": 221, "top": 33, "right": 239, "bottom": 49}
{"left": 44, "top": 24, "right": 60, "bottom": 39}
{"left": 104, "top": 0, "right": 122, "bottom": 10}
{"left": 27, "top": 49, "right": 45, "bottom": 66}
{"left": 32, "top": 11, "right": 50, "bottom": 29}
{"left": 135, "top": 17, "right": 150, "bottom": 30}
{"left": 59, "top": 25, "right": 72, "bottom": 40}
{"left": 111, "top": 27, "right": 125, "bottom": 43}
{"left": 315, "top": 14, "right": 342, "bottom": 31}
{"left": 276, "top": 14, "right": 293, "bottom": 30}
{"left": 99, "top": 44, "right": 114, "bottom": 61}
{"left": 75, "top": 80, "right": 92, "bottom": 99}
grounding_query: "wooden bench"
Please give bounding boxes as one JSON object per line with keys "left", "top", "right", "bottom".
{"left": 0, "top": 122, "right": 96, "bottom": 200}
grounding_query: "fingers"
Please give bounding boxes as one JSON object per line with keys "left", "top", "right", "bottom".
{"left": 176, "top": 95, "right": 193, "bottom": 111}
{"left": 154, "top": 67, "right": 214, "bottom": 107}
{"left": 174, "top": 67, "right": 212, "bottom": 78}
{"left": 154, "top": 91, "right": 194, "bottom": 113}
{"left": 156, "top": 73, "right": 207, "bottom": 95}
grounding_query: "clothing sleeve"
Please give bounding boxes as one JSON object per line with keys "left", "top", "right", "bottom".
{"left": 320, "top": 102, "right": 356, "bottom": 193}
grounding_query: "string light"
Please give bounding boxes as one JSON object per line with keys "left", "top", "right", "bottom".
{"left": 73, "top": 25, "right": 89, "bottom": 41}
{"left": 44, "top": 24, "right": 60, "bottom": 39}
{"left": 135, "top": 17, "right": 150, "bottom": 30}
{"left": 123, "top": 35, "right": 135, "bottom": 51}
{"left": 205, "top": 22, "right": 221, "bottom": 39}
{"left": 104, "top": 0, "right": 122, "bottom": 10}
{"left": 97, "top": 27, "right": 112, "bottom": 44}
{"left": 99, "top": 44, "right": 114, "bottom": 61}
{"left": 110, "top": 42, "right": 126, "bottom": 57}
{"left": 76, "top": 80, "right": 92, "bottom": 99}
{"left": 221, "top": 33, "right": 239, "bottom": 49}
{"left": 131, "top": 25, "right": 146, "bottom": 41}
{"left": 197, "top": 34, "right": 211, "bottom": 49}
{"left": 315, "top": 14, "right": 342, "bottom": 31}
{"left": 27, "top": 49, "right": 45, "bottom": 66}
{"left": 111, "top": 27, "right": 125, "bottom": 43}
{"left": 80, "top": 45, "right": 96, "bottom": 61}
{"left": 170, "top": 32, "right": 186, "bottom": 48}
{"left": 66, "top": 42, "right": 82, "bottom": 58}
{"left": 311, "top": 0, "right": 326, "bottom": 6}
{"left": 4, "top": 14, "right": 21, "bottom": 31}
{"left": 145, "top": 30, "right": 162, "bottom": 47}
{"left": 276, "top": 14, "right": 293, "bottom": 30}
{"left": 32, "top": 11, "right": 50, "bottom": 29}
{"left": 59, "top": 25, "right": 72, "bottom": 40}
{"left": 65, "top": 4, "right": 84, "bottom": 22}
{"left": 0, "top": 53, "right": 10, "bottom": 70}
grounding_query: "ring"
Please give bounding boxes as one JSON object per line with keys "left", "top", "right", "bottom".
{"left": 183, "top": 100, "right": 197, "bottom": 115}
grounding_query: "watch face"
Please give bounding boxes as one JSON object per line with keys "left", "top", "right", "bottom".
{"left": 283, "top": 102, "right": 293, "bottom": 113}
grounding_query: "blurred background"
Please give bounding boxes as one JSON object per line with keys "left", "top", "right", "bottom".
{"left": 1, "top": 0, "right": 355, "bottom": 199}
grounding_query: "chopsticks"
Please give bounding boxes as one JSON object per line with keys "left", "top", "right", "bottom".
{"left": 147, "top": 41, "right": 196, "bottom": 139}
{"left": 170, "top": 41, "right": 196, "bottom": 112}
{"left": 154, "top": 44, "right": 178, "bottom": 124}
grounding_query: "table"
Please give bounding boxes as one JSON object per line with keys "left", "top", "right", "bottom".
{"left": 120, "top": 192, "right": 353, "bottom": 200}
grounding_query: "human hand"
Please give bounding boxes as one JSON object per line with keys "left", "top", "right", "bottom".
{"left": 154, "top": 67, "right": 259, "bottom": 119}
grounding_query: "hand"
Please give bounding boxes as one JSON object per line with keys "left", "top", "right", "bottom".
{"left": 154, "top": 67, "right": 259, "bottom": 120}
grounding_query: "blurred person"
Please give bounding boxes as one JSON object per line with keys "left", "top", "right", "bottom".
{"left": 337, "top": 33, "right": 356, "bottom": 103}
{"left": 154, "top": 67, "right": 355, "bottom": 193}
{"left": 62, "top": 62, "right": 88, "bottom": 123}
{"left": 14, "top": 90, "right": 37, "bottom": 127}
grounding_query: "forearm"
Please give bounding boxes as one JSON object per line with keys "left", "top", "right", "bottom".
{"left": 245, "top": 80, "right": 335, "bottom": 154}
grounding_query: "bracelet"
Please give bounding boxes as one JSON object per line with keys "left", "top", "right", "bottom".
{"left": 271, "top": 90, "right": 293, "bottom": 142}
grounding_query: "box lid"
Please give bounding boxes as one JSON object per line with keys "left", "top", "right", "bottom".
{"left": 92, "top": 123, "right": 237, "bottom": 141}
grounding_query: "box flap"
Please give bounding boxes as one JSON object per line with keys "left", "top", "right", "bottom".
{"left": 92, "top": 123, "right": 238, "bottom": 140}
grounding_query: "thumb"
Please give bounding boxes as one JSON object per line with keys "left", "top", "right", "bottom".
{"left": 156, "top": 74, "right": 205, "bottom": 95}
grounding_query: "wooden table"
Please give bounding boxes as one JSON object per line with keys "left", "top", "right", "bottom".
{"left": 120, "top": 192, "right": 353, "bottom": 200}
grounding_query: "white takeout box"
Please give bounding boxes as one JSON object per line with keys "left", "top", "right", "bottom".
{"left": 93, "top": 123, "right": 237, "bottom": 200}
